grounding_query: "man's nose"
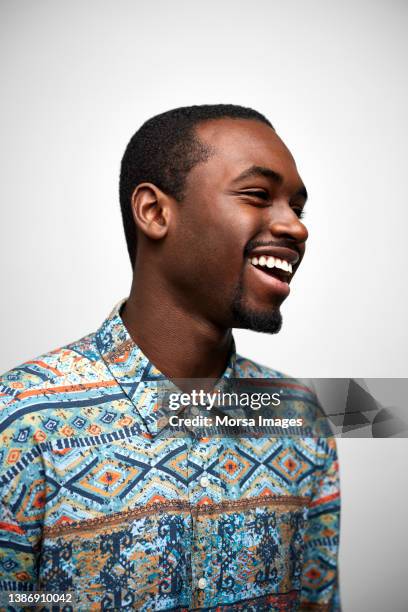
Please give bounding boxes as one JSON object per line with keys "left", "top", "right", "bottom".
{"left": 267, "top": 204, "right": 308, "bottom": 244}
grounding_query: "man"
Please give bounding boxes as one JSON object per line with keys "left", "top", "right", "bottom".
{"left": 0, "top": 105, "right": 340, "bottom": 611}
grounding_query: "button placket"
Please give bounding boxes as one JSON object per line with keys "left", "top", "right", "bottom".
{"left": 188, "top": 437, "right": 222, "bottom": 608}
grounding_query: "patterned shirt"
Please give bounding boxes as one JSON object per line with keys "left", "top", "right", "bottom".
{"left": 0, "top": 300, "right": 341, "bottom": 611}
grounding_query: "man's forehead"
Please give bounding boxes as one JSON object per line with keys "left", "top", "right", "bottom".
{"left": 194, "top": 118, "right": 300, "bottom": 183}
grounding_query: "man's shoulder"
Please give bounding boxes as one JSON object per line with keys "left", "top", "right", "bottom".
{"left": 235, "top": 354, "right": 334, "bottom": 439}
{"left": 1, "top": 331, "right": 100, "bottom": 390}
{"left": 0, "top": 330, "right": 104, "bottom": 422}
{"left": 0, "top": 330, "right": 113, "bottom": 473}
{"left": 235, "top": 354, "right": 320, "bottom": 405}
{"left": 235, "top": 354, "right": 289, "bottom": 378}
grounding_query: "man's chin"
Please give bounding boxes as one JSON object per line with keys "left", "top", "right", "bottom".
{"left": 232, "top": 304, "right": 283, "bottom": 334}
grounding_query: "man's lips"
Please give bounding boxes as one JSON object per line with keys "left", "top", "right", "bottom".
{"left": 245, "top": 245, "right": 300, "bottom": 297}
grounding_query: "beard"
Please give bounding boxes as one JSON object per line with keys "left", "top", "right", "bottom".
{"left": 231, "top": 275, "right": 283, "bottom": 334}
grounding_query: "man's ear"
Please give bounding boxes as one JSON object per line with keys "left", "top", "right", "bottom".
{"left": 130, "top": 183, "right": 171, "bottom": 241}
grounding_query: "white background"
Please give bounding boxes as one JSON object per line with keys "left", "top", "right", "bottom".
{"left": 1, "top": 1, "right": 407, "bottom": 610}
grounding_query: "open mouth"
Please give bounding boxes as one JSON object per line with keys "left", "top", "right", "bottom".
{"left": 248, "top": 255, "right": 292, "bottom": 284}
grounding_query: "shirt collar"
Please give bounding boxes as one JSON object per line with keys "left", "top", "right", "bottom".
{"left": 95, "top": 299, "right": 237, "bottom": 435}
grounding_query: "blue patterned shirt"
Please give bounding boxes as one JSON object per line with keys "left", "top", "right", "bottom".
{"left": 0, "top": 300, "right": 340, "bottom": 611}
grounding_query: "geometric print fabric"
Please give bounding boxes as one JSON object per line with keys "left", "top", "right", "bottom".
{"left": 0, "top": 300, "right": 340, "bottom": 611}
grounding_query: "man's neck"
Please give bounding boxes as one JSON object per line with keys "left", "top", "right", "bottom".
{"left": 121, "top": 281, "right": 233, "bottom": 380}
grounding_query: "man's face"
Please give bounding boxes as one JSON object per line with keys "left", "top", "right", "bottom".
{"left": 163, "top": 118, "right": 308, "bottom": 333}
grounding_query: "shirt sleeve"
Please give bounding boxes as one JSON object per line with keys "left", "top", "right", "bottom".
{"left": 0, "top": 394, "right": 45, "bottom": 596}
{"left": 300, "top": 436, "right": 341, "bottom": 611}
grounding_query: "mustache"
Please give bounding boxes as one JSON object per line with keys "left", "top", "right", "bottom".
{"left": 243, "top": 239, "right": 300, "bottom": 257}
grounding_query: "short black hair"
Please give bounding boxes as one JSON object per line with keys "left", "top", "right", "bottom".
{"left": 119, "top": 104, "right": 273, "bottom": 267}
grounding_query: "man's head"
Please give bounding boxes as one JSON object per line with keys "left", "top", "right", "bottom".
{"left": 119, "top": 104, "right": 308, "bottom": 334}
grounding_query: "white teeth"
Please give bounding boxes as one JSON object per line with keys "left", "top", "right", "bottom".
{"left": 275, "top": 259, "right": 288, "bottom": 272}
{"left": 250, "top": 255, "right": 293, "bottom": 274}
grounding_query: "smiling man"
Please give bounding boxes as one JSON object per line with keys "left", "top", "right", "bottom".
{"left": 0, "top": 105, "right": 340, "bottom": 611}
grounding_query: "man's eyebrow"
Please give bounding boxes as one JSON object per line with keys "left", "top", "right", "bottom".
{"left": 231, "top": 164, "right": 308, "bottom": 201}
{"left": 231, "top": 165, "right": 283, "bottom": 185}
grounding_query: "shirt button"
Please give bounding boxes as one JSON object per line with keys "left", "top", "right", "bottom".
{"left": 198, "top": 577, "right": 207, "bottom": 589}
{"left": 200, "top": 476, "right": 209, "bottom": 488}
